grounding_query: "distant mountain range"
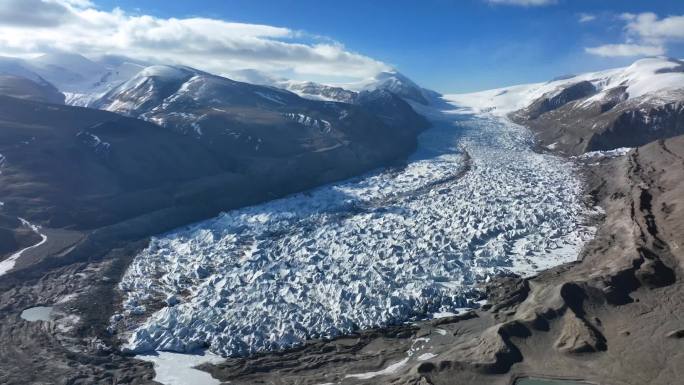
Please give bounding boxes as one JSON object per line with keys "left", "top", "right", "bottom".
{"left": 448, "top": 57, "right": 684, "bottom": 155}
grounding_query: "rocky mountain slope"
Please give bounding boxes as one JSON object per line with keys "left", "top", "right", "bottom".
{"left": 90, "top": 65, "right": 428, "bottom": 174}
{"left": 448, "top": 57, "right": 684, "bottom": 155}
{"left": 0, "top": 65, "right": 428, "bottom": 275}
{"left": 358, "top": 71, "right": 440, "bottom": 105}
{"left": 281, "top": 80, "right": 358, "bottom": 103}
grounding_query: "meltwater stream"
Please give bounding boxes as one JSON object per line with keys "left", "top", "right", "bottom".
{"left": 115, "top": 108, "right": 595, "bottom": 357}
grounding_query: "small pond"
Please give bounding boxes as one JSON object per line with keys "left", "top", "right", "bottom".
{"left": 20, "top": 306, "right": 54, "bottom": 322}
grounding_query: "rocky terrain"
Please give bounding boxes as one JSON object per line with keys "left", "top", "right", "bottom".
{"left": 0, "top": 75, "right": 65, "bottom": 104}
{"left": 228, "top": 68, "right": 437, "bottom": 105}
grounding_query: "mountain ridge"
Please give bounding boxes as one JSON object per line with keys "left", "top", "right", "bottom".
{"left": 447, "top": 57, "right": 684, "bottom": 155}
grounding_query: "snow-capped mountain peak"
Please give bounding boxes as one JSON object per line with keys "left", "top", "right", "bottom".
{"left": 445, "top": 57, "right": 684, "bottom": 156}
{"left": 359, "top": 70, "right": 435, "bottom": 105}
{"left": 447, "top": 57, "right": 684, "bottom": 115}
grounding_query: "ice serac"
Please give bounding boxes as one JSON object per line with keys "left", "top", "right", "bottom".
{"left": 448, "top": 57, "right": 684, "bottom": 155}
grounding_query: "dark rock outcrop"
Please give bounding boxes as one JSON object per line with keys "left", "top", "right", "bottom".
{"left": 525, "top": 81, "right": 596, "bottom": 120}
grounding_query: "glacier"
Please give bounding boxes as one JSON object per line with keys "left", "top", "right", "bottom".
{"left": 113, "top": 106, "right": 596, "bottom": 357}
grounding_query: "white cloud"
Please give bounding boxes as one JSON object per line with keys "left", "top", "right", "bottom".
{"left": 486, "top": 0, "right": 557, "bottom": 6}
{"left": 584, "top": 44, "right": 665, "bottom": 57}
{"left": 0, "top": 0, "right": 389, "bottom": 80}
{"left": 585, "top": 12, "right": 684, "bottom": 58}
{"left": 578, "top": 13, "right": 596, "bottom": 23}
{"left": 622, "top": 12, "right": 684, "bottom": 43}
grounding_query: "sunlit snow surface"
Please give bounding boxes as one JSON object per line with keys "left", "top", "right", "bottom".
{"left": 115, "top": 110, "right": 595, "bottom": 357}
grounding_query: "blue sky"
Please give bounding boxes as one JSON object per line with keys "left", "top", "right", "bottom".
{"left": 2, "top": 0, "right": 683, "bottom": 93}
{"left": 88, "top": 0, "right": 684, "bottom": 92}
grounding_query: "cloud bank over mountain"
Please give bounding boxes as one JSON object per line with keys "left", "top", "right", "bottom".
{"left": 0, "top": 0, "right": 389, "bottom": 81}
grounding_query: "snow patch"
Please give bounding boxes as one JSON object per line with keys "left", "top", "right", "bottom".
{"left": 139, "top": 66, "right": 191, "bottom": 80}
{"left": 344, "top": 357, "right": 410, "bottom": 380}
{"left": 21, "top": 306, "right": 54, "bottom": 322}
{"left": 76, "top": 131, "right": 111, "bottom": 154}
{"left": 137, "top": 351, "right": 224, "bottom": 385}
{"left": 417, "top": 353, "right": 437, "bottom": 361}
{"left": 579, "top": 147, "right": 633, "bottom": 160}
{"left": 0, "top": 218, "right": 47, "bottom": 277}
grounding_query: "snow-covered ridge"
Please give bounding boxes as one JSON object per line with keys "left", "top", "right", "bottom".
{"left": 446, "top": 57, "right": 684, "bottom": 115}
